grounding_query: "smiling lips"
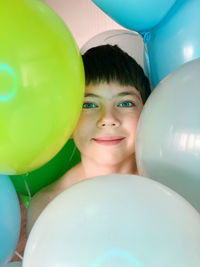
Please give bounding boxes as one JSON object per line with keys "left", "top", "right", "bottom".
{"left": 92, "top": 136, "right": 125, "bottom": 146}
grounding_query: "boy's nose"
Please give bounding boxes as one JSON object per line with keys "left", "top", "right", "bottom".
{"left": 97, "top": 112, "right": 120, "bottom": 128}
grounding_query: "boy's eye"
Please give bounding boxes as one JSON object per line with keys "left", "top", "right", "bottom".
{"left": 117, "top": 101, "right": 135, "bottom": 107}
{"left": 83, "top": 102, "right": 98, "bottom": 109}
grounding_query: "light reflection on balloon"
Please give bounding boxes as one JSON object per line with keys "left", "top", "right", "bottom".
{"left": 0, "top": 0, "right": 84, "bottom": 174}
{"left": 176, "top": 133, "right": 200, "bottom": 153}
{"left": 145, "top": 0, "right": 200, "bottom": 87}
{"left": 183, "top": 45, "right": 194, "bottom": 61}
{"left": 0, "top": 64, "right": 17, "bottom": 101}
{"left": 23, "top": 174, "right": 200, "bottom": 267}
{"left": 93, "top": 250, "right": 142, "bottom": 267}
{"left": 136, "top": 58, "right": 200, "bottom": 212}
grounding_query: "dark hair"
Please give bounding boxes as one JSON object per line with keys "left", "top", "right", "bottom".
{"left": 82, "top": 44, "right": 151, "bottom": 104}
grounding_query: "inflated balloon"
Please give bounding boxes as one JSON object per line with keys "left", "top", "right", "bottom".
{"left": 92, "top": 0, "right": 177, "bottom": 32}
{"left": 145, "top": 0, "right": 200, "bottom": 87}
{"left": 0, "top": 0, "right": 84, "bottom": 174}
{"left": 0, "top": 175, "right": 20, "bottom": 264}
{"left": 23, "top": 174, "right": 200, "bottom": 267}
{"left": 136, "top": 58, "right": 200, "bottom": 212}
{"left": 0, "top": 262, "right": 22, "bottom": 267}
{"left": 10, "top": 139, "right": 81, "bottom": 197}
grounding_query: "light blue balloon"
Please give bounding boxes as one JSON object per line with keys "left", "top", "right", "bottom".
{"left": 92, "top": 0, "right": 177, "bottom": 32}
{"left": 0, "top": 175, "right": 20, "bottom": 264}
{"left": 145, "top": 0, "right": 200, "bottom": 87}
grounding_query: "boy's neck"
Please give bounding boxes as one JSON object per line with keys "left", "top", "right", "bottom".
{"left": 80, "top": 155, "right": 138, "bottom": 179}
{"left": 59, "top": 155, "right": 139, "bottom": 191}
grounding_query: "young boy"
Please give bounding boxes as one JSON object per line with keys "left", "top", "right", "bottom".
{"left": 26, "top": 44, "right": 151, "bottom": 235}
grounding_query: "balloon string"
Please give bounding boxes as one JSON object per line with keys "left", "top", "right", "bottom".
{"left": 14, "top": 250, "right": 23, "bottom": 260}
{"left": 24, "top": 178, "right": 32, "bottom": 200}
{"left": 22, "top": 144, "right": 78, "bottom": 200}
{"left": 66, "top": 144, "right": 77, "bottom": 169}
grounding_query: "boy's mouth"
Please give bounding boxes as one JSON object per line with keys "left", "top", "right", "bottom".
{"left": 92, "top": 136, "right": 125, "bottom": 146}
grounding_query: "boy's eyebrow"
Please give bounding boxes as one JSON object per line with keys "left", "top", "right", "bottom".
{"left": 84, "top": 93, "right": 100, "bottom": 98}
{"left": 84, "top": 91, "right": 141, "bottom": 100}
{"left": 117, "top": 91, "right": 141, "bottom": 100}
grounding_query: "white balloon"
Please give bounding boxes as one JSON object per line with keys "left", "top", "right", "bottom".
{"left": 136, "top": 58, "right": 200, "bottom": 212}
{"left": 0, "top": 262, "right": 22, "bottom": 267}
{"left": 80, "top": 29, "right": 144, "bottom": 69}
{"left": 23, "top": 174, "right": 200, "bottom": 267}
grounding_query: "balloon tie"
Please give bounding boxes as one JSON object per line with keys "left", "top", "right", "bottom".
{"left": 14, "top": 250, "right": 23, "bottom": 260}
{"left": 139, "top": 31, "right": 151, "bottom": 43}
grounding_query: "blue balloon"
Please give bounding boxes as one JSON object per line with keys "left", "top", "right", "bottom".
{"left": 0, "top": 262, "right": 22, "bottom": 267}
{"left": 0, "top": 175, "right": 20, "bottom": 264}
{"left": 145, "top": 0, "right": 200, "bottom": 87}
{"left": 92, "top": 0, "right": 177, "bottom": 32}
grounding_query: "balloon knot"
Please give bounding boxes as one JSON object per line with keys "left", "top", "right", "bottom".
{"left": 139, "top": 31, "right": 151, "bottom": 44}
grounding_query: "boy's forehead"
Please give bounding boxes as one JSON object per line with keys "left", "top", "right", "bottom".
{"left": 85, "top": 82, "right": 141, "bottom": 97}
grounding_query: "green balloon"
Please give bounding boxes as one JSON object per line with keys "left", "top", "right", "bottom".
{"left": 0, "top": 0, "right": 84, "bottom": 174}
{"left": 10, "top": 139, "right": 81, "bottom": 197}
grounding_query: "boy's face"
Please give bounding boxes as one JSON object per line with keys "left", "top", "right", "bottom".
{"left": 72, "top": 82, "right": 143, "bottom": 166}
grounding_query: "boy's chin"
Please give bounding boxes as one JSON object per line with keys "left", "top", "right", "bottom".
{"left": 93, "top": 154, "right": 129, "bottom": 167}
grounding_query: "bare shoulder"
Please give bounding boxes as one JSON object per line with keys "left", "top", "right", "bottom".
{"left": 26, "top": 182, "right": 60, "bottom": 236}
{"left": 26, "top": 163, "right": 83, "bottom": 235}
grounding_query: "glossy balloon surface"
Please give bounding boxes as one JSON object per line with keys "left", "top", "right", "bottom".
{"left": 0, "top": 175, "right": 20, "bottom": 264}
{"left": 145, "top": 0, "right": 200, "bottom": 87}
{"left": 92, "top": 0, "right": 176, "bottom": 31}
{"left": 0, "top": 0, "right": 84, "bottom": 174}
{"left": 136, "top": 58, "right": 200, "bottom": 212}
{"left": 23, "top": 174, "right": 200, "bottom": 267}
